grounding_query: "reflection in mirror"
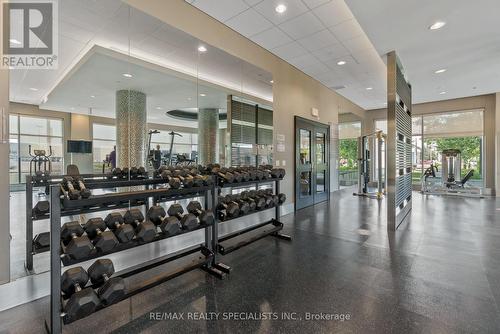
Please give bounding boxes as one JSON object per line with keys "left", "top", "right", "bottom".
{"left": 7, "top": 1, "right": 272, "bottom": 281}
{"left": 230, "top": 96, "right": 273, "bottom": 167}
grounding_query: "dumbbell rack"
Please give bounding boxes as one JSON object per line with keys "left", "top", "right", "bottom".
{"left": 25, "top": 174, "right": 179, "bottom": 272}
{"left": 47, "top": 182, "right": 228, "bottom": 334}
{"left": 213, "top": 176, "right": 291, "bottom": 255}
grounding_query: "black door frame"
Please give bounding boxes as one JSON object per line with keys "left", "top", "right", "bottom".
{"left": 294, "top": 116, "right": 330, "bottom": 210}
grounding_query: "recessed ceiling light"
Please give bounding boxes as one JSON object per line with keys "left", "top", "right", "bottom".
{"left": 439, "top": 91, "right": 447, "bottom": 95}
{"left": 366, "top": 87, "right": 373, "bottom": 90}
{"left": 10, "top": 39, "right": 21, "bottom": 45}
{"left": 270, "top": 80, "right": 274, "bottom": 84}
{"left": 275, "top": 4, "right": 287, "bottom": 14}
{"left": 199, "top": 93, "right": 206, "bottom": 97}
{"left": 155, "top": 106, "right": 163, "bottom": 110}
{"left": 434, "top": 69, "right": 447, "bottom": 74}
{"left": 337, "top": 60, "right": 346, "bottom": 66}
{"left": 29, "top": 87, "right": 38, "bottom": 91}
{"left": 90, "top": 95, "right": 96, "bottom": 98}
{"left": 187, "top": 97, "right": 192, "bottom": 100}
{"left": 70, "top": 107, "right": 75, "bottom": 110}
{"left": 198, "top": 45, "right": 207, "bottom": 53}
{"left": 429, "top": 21, "right": 446, "bottom": 30}
{"left": 122, "top": 73, "right": 133, "bottom": 78}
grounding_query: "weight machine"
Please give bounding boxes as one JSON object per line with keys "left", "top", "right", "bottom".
{"left": 421, "top": 149, "right": 483, "bottom": 197}
{"left": 353, "top": 130, "right": 386, "bottom": 199}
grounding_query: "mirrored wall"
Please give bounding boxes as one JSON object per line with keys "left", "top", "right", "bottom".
{"left": 7, "top": 1, "right": 273, "bottom": 280}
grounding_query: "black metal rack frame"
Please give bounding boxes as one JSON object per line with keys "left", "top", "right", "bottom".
{"left": 25, "top": 173, "right": 188, "bottom": 272}
{"left": 213, "top": 176, "right": 291, "bottom": 255}
{"left": 43, "top": 173, "right": 290, "bottom": 333}
{"left": 47, "top": 182, "right": 228, "bottom": 334}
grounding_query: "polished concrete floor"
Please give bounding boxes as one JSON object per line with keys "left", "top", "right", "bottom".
{"left": 1, "top": 189, "right": 500, "bottom": 333}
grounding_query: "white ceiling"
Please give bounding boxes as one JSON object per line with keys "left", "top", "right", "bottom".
{"left": 186, "top": 0, "right": 387, "bottom": 110}
{"left": 9, "top": 0, "right": 273, "bottom": 125}
{"left": 42, "top": 46, "right": 232, "bottom": 127}
{"left": 345, "top": 0, "right": 500, "bottom": 107}
{"left": 188, "top": 0, "right": 500, "bottom": 110}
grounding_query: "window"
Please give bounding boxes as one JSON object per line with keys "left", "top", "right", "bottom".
{"left": 93, "top": 124, "right": 116, "bottom": 173}
{"left": 9, "top": 114, "right": 64, "bottom": 185}
{"left": 374, "top": 119, "right": 387, "bottom": 133}
{"left": 338, "top": 121, "right": 361, "bottom": 188}
{"left": 422, "top": 110, "right": 484, "bottom": 187}
{"left": 374, "top": 109, "right": 484, "bottom": 187}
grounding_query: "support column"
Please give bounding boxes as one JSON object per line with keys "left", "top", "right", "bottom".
{"left": 116, "top": 90, "right": 147, "bottom": 168}
{"left": 198, "top": 108, "right": 219, "bottom": 165}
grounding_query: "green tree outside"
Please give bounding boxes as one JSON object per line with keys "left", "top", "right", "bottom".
{"left": 339, "top": 139, "right": 358, "bottom": 171}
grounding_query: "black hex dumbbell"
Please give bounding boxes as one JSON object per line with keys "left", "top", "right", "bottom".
{"left": 147, "top": 205, "right": 181, "bottom": 236}
{"left": 104, "top": 212, "right": 135, "bottom": 243}
{"left": 61, "top": 176, "right": 80, "bottom": 200}
{"left": 242, "top": 166, "right": 258, "bottom": 181}
{"left": 237, "top": 192, "right": 257, "bottom": 212}
{"left": 33, "top": 200, "right": 50, "bottom": 217}
{"left": 88, "top": 259, "right": 126, "bottom": 306}
{"left": 61, "top": 266, "right": 100, "bottom": 322}
{"left": 227, "top": 168, "right": 243, "bottom": 183}
{"left": 33, "top": 231, "right": 50, "bottom": 249}
{"left": 160, "top": 169, "right": 182, "bottom": 189}
{"left": 217, "top": 167, "right": 235, "bottom": 184}
{"left": 61, "top": 221, "right": 93, "bottom": 260}
{"left": 112, "top": 168, "right": 122, "bottom": 178}
{"left": 172, "top": 170, "right": 194, "bottom": 188}
{"left": 123, "top": 209, "right": 157, "bottom": 242}
{"left": 260, "top": 189, "right": 279, "bottom": 207}
{"left": 84, "top": 218, "right": 118, "bottom": 253}
{"left": 226, "top": 194, "right": 250, "bottom": 215}
{"left": 249, "top": 190, "right": 272, "bottom": 208}
{"left": 186, "top": 201, "right": 215, "bottom": 226}
{"left": 184, "top": 169, "right": 204, "bottom": 187}
{"left": 200, "top": 174, "right": 214, "bottom": 186}
{"left": 217, "top": 196, "right": 240, "bottom": 221}
{"left": 73, "top": 177, "right": 91, "bottom": 199}
{"left": 121, "top": 167, "right": 130, "bottom": 179}
{"left": 235, "top": 168, "right": 251, "bottom": 182}
{"left": 167, "top": 204, "right": 198, "bottom": 230}
{"left": 137, "top": 166, "right": 147, "bottom": 178}
{"left": 278, "top": 193, "right": 286, "bottom": 204}
{"left": 244, "top": 191, "right": 266, "bottom": 210}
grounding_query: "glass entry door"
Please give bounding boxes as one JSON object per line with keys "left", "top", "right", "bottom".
{"left": 295, "top": 116, "right": 330, "bottom": 210}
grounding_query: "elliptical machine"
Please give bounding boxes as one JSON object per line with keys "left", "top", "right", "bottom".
{"left": 29, "top": 145, "right": 53, "bottom": 195}
{"left": 29, "top": 145, "right": 52, "bottom": 178}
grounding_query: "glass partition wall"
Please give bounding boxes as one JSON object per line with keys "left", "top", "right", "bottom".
{"left": 7, "top": 1, "right": 273, "bottom": 281}
{"left": 374, "top": 109, "right": 484, "bottom": 187}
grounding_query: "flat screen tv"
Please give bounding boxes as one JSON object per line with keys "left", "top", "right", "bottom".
{"left": 67, "top": 140, "right": 92, "bottom": 153}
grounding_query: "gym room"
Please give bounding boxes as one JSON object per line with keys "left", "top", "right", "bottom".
{"left": 0, "top": 0, "right": 499, "bottom": 333}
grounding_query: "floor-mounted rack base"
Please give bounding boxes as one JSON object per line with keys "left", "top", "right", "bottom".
{"left": 217, "top": 219, "right": 291, "bottom": 255}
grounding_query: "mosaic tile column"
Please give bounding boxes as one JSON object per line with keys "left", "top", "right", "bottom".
{"left": 198, "top": 108, "right": 219, "bottom": 165}
{"left": 116, "top": 90, "right": 147, "bottom": 168}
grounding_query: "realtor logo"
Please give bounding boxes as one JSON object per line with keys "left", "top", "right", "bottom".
{"left": 2, "top": 0, "right": 58, "bottom": 69}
